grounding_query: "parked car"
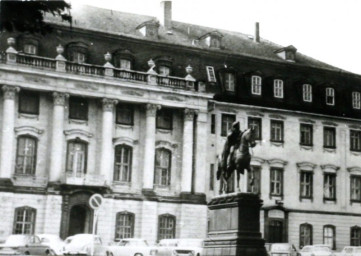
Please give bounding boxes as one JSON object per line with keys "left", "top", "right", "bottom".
{"left": 0, "top": 234, "right": 54, "bottom": 255}
{"left": 157, "top": 239, "right": 204, "bottom": 256}
{"left": 106, "top": 238, "right": 157, "bottom": 256}
{"left": 62, "top": 234, "right": 105, "bottom": 255}
{"left": 38, "top": 234, "right": 65, "bottom": 255}
{"left": 269, "top": 243, "right": 299, "bottom": 256}
{"left": 339, "top": 246, "right": 361, "bottom": 256}
{"left": 300, "top": 245, "right": 334, "bottom": 256}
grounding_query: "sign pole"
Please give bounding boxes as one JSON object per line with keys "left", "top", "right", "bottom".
{"left": 88, "top": 193, "right": 103, "bottom": 256}
{"left": 91, "top": 210, "right": 98, "bottom": 256}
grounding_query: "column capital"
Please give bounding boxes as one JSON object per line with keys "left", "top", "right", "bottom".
{"left": 102, "top": 98, "right": 118, "bottom": 112}
{"left": 53, "top": 92, "right": 69, "bottom": 106}
{"left": 184, "top": 108, "right": 198, "bottom": 121}
{"left": 145, "top": 103, "right": 161, "bottom": 117}
{"left": 2, "top": 86, "right": 20, "bottom": 100}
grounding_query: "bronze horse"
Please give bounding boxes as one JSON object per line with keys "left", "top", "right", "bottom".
{"left": 217, "top": 127, "right": 257, "bottom": 194}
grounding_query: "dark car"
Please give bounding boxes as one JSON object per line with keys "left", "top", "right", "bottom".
{"left": 0, "top": 234, "right": 54, "bottom": 255}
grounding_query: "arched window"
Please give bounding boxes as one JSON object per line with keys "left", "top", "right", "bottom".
{"left": 351, "top": 226, "right": 361, "bottom": 246}
{"left": 66, "top": 140, "right": 87, "bottom": 177}
{"left": 115, "top": 212, "right": 134, "bottom": 241}
{"left": 323, "top": 225, "right": 336, "bottom": 250}
{"left": 154, "top": 148, "right": 171, "bottom": 186}
{"left": 274, "top": 79, "right": 284, "bottom": 98}
{"left": 251, "top": 76, "right": 262, "bottom": 95}
{"left": 158, "top": 214, "right": 176, "bottom": 240}
{"left": 300, "top": 223, "right": 313, "bottom": 248}
{"left": 326, "top": 88, "right": 335, "bottom": 106}
{"left": 352, "top": 92, "right": 361, "bottom": 109}
{"left": 114, "top": 145, "right": 132, "bottom": 182}
{"left": 15, "top": 136, "right": 37, "bottom": 175}
{"left": 13, "top": 207, "right": 36, "bottom": 234}
{"left": 303, "top": 84, "right": 312, "bottom": 102}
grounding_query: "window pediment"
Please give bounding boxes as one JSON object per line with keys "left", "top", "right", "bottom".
{"left": 321, "top": 164, "right": 340, "bottom": 173}
{"left": 156, "top": 140, "right": 177, "bottom": 150}
{"left": 322, "top": 121, "right": 338, "bottom": 127}
{"left": 267, "top": 158, "right": 288, "bottom": 167}
{"left": 251, "top": 157, "right": 266, "bottom": 166}
{"left": 113, "top": 137, "right": 138, "bottom": 146}
{"left": 269, "top": 114, "right": 286, "bottom": 120}
{"left": 64, "top": 129, "right": 93, "bottom": 142}
{"left": 299, "top": 118, "right": 315, "bottom": 124}
{"left": 14, "top": 126, "right": 44, "bottom": 137}
{"left": 297, "top": 162, "right": 316, "bottom": 171}
{"left": 348, "top": 166, "right": 361, "bottom": 174}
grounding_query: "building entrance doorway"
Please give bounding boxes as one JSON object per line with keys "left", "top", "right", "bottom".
{"left": 68, "top": 204, "right": 92, "bottom": 236}
{"left": 268, "top": 219, "right": 284, "bottom": 243}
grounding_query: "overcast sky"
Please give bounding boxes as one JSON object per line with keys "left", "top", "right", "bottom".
{"left": 71, "top": 0, "right": 361, "bottom": 75}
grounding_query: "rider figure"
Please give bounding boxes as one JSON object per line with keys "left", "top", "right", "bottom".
{"left": 221, "top": 121, "right": 242, "bottom": 174}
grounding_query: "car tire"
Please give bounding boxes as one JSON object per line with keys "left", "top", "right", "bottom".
{"left": 24, "top": 252, "right": 30, "bottom": 255}
{"left": 134, "top": 253, "right": 143, "bottom": 256}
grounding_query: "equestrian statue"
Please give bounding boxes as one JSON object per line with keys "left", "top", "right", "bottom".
{"left": 216, "top": 121, "right": 257, "bottom": 194}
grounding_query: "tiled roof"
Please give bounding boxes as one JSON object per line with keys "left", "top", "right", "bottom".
{"left": 46, "top": 5, "right": 346, "bottom": 72}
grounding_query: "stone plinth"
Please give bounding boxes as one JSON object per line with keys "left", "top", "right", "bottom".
{"left": 204, "top": 192, "right": 267, "bottom": 256}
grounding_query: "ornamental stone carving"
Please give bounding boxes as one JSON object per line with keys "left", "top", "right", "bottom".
{"left": 145, "top": 103, "right": 161, "bottom": 117}
{"left": 102, "top": 98, "right": 118, "bottom": 112}
{"left": 53, "top": 92, "right": 69, "bottom": 106}
{"left": 184, "top": 109, "right": 197, "bottom": 121}
{"left": 2, "top": 86, "right": 20, "bottom": 100}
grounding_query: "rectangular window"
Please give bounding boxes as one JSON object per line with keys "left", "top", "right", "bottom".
{"left": 326, "top": 88, "right": 335, "bottom": 106}
{"left": 251, "top": 76, "right": 262, "bottom": 95}
{"left": 323, "top": 226, "right": 335, "bottom": 250}
{"left": 210, "top": 164, "right": 214, "bottom": 191}
{"left": 350, "top": 130, "right": 361, "bottom": 151}
{"left": 224, "top": 73, "right": 235, "bottom": 92}
{"left": 324, "top": 173, "right": 336, "bottom": 200}
{"left": 324, "top": 127, "right": 336, "bottom": 148}
{"left": 211, "top": 114, "right": 216, "bottom": 134}
{"left": 154, "top": 149, "right": 171, "bottom": 186}
{"left": 247, "top": 166, "right": 261, "bottom": 195}
{"left": 300, "top": 224, "right": 313, "bottom": 248}
{"left": 69, "top": 97, "right": 88, "bottom": 120}
{"left": 351, "top": 227, "right": 361, "bottom": 246}
{"left": 116, "top": 104, "right": 134, "bottom": 125}
{"left": 120, "top": 59, "right": 131, "bottom": 70}
{"left": 15, "top": 136, "right": 37, "bottom": 175}
{"left": 115, "top": 213, "right": 134, "bottom": 240}
{"left": 300, "top": 124, "right": 313, "bottom": 146}
{"left": 270, "top": 120, "right": 283, "bottom": 142}
{"left": 351, "top": 176, "right": 361, "bottom": 202}
{"left": 221, "top": 114, "right": 236, "bottom": 137}
{"left": 24, "top": 44, "right": 37, "bottom": 55}
{"left": 159, "top": 65, "right": 170, "bottom": 76}
{"left": 206, "top": 66, "right": 217, "bottom": 82}
{"left": 300, "top": 171, "right": 313, "bottom": 199}
{"left": 352, "top": 92, "right": 361, "bottom": 109}
{"left": 13, "top": 207, "right": 36, "bottom": 234}
{"left": 303, "top": 84, "right": 312, "bottom": 102}
{"left": 67, "top": 141, "right": 87, "bottom": 176}
{"left": 156, "top": 108, "right": 173, "bottom": 130}
{"left": 114, "top": 145, "right": 132, "bottom": 182}
{"left": 19, "top": 90, "right": 39, "bottom": 115}
{"left": 158, "top": 215, "right": 176, "bottom": 240}
{"left": 248, "top": 117, "right": 262, "bottom": 140}
{"left": 71, "top": 52, "right": 85, "bottom": 64}
{"left": 274, "top": 79, "right": 284, "bottom": 98}
{"left": 270, "top": 168, "right": 283, "bottom": 196}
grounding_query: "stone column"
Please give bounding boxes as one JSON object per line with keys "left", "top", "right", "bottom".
{"left": 194, "top": 112, "right": 208, "bottom": 194}
{"left": 100, "top": 98, "right": 117, "bottom": 184}
{"left": 49, "top": 92, "right": 68, "bottom": 182}
{"left": 0, "top": 86, "right": 19, "bottom": 178}
{"left": 142, "top": 104, "right": 160, "bottom": 190}
{"left": 181, "top": 109, "right": 195, "bottom": 193}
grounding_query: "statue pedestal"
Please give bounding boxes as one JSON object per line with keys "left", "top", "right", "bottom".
{"left": 204, "top": 193, "right": 267, "bottom": 256}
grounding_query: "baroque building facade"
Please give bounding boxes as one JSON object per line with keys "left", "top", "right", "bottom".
{"left": 0, "top": 1, "right": 361, "bottom": 250}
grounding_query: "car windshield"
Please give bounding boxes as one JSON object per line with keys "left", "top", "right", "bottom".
{"left": 177, "top": 240, "right": 203, "bottom": 247}
{"left": 68, "top": 235, "right": 93, "bottom": 246}
{"left": 5, "top": 236, "right": 28, "bottom": 246}
{"left": 313, "top": 246, "right": 331, "bottom": 252}
{"left": 118, "top": 240, "right": 148, "bottom": 247}
{"left": 39, "top": 235, "right": 63, "bottom": 244}
{"left": 271, "top": 244, "right": 291, "bottom": 251}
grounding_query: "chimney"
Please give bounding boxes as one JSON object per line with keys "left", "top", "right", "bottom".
{"left": 160, "top": 1, "right": 172, "bottom": 30}
{"left": 254, "top": 22, "right": 260, "bottom": 43}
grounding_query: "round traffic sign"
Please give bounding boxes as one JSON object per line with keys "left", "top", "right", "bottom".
{"left": 89, "top": 194, "right": 103, "bottom": 210}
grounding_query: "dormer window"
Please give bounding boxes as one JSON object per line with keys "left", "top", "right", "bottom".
{"left": 251, "top": 76, "right": 262, "bottom": 95}
{"left": 303, "top": 84, "right": 312, "bottom": 102}
{"left": 274, "top": 45, "right": 297, "bottom": 62}
{"left": 136, "top": 20, "right": 160, "bottom": 39}
{"left": 159, "top": 66, "right": 170, "bottom": 76}
{"left": 120, "top": 59, "right": 131, "bottom": 70}
{"left": 66, "top": 42, "right": 88, "bottom": 64}
{"left": 274, "top": 79, "right": 284, "bottom": 98}
{"left": 24, "top": 44, "right": 37, "bottom": 55}
{"left": 224, "top": 73, "right": 235, "bottom": 92}
{"left": 326, "top": 88, "right": 335, "bottom": 106}
{"left": 71, "top": 52, "right": 85, "bottom": 64}
{"left": 199, "top": 31, "right": 223, "bottom": 49}
{"left": 113, "top": 49, "right": 134, "bottom": 70}
{"left": 353, "top": 92, "right": 361, "bottom": 109}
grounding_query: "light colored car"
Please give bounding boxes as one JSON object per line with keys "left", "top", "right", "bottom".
{"left": 157, "top": 239, "right": 204, "bottom": 256}
{"left": 300, "top": 245, "right": 334, "bottom": 256}
{"left": 0, "top": 234, "right": 54, "bottom": 255}
{"left": 38, "top": 234, "right": 65, "bottom": 255}
{"left": 269, "top": 243, "right": 299, "bottom": 256}
{"left": 62, "top": 234, "right": 105, "bottom": 256}
{"left": 106, "top": 238, "right": 158, "bottom": 256}
{"left": 339, "top": 246, "right": 361, "bottom": 256}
